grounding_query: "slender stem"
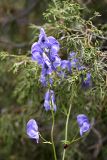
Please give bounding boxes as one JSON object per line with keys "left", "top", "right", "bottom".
{"left": 69, "top": 131, "right": 88, "bottom": 145}
{"left": 51, "top": 109, "right": 57, "bottom": 160}
{"left": 70, "top": 137, "right": 82, "bottom": 144}
{"left": 4, "top": 54, "right": 27, "bottom": 58}
{"left": 62, "top": 103, "right": 72, "bottom": 160}
{"left": 39, "top": 133, "right": 52, "bottom": 144}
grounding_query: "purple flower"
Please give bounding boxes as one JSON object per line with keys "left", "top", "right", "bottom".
{"left": 68, "top": 52, "right": 85, "bottom": 70}
{"left": 78, "top": 65, "right": 85, "bottom": 71}
{"left": 31, "top": 28, "right": 60, "bottom": 66}
{"left": 60, "top": 52, "right": 79, "bottom": 73}
{"left": 69, "top": 52, "right": 76, "bottom": 58}
{"left": 70, "top": 58, "right": 79, "bottom": 68}
{"left": 82, "top": 73, "right": 91, "bottom": 87}
{"left": 31, "top": 42, "right": 43, "bottom": 65}
{"left": 53, "top": 56, "right": 61, "bottom": 69}
{"left": 77, "top": 114, "right": 90, "bottom": 136}
{"left": 47, "top": 36, "right": 60, "bottom": 54}
{"left": 61, "top": 60, "right": 71, "bottom": 72}
{"left": 42, "top": 52, "right": 51, "bottom": 68}
{"left": 60, "top": 58, "right": 79, "bottom": 73}
{"left": 40, "top": 72, "right": 47, "bottom": 86}
{"left": 40, "top": 66, "right": 53, "bottom": 86}
{"left": 38, "top": 28, "right": 48, "bottom": 46}
{"left": 26, "top": 119, "right": 39, "bottom": 143}
{"left": 38, "top": 29, "right": 60, "bottom": 52}
{"left": 31, "top": 28, "right": 62, "bottom": 86}
{"left": 44, "top": 90, "right": 57, "bottom": 111}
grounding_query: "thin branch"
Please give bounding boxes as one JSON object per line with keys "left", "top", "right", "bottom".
{"left": 93, "top": 34, "right": 107, "bottom": 41}
{"left": 90, "top": 127, "right": 102, "bottom": 159}
{"left": 88, "top": 136, "right": 107, "bottom": 150}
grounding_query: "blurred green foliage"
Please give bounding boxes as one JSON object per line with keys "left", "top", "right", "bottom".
{"left": 0, "top": 0, "right": 107, "bottom": 160}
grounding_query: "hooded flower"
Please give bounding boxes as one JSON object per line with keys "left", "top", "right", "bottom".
{"left": 60, "top": 52, "right": 79, "bottom": 73}
{"left": 68, "top": 52, "right": 85, "bottom": 71}
{"left": 68, "top": 52, "right": 76, "bottom": 59}
{"left": 26, "top": 119, "right": 39, "bottom": 143}
{"left": 61, "top": 60, "right": 71, "bottom": 72}
{"left": 82, "top": 73, "right": 91, "bottom": 88}
{"left": 44, "top": 90, "right": 57, "bottom": 111}
{"left": 40, "top": 64, "right": 53, "bottom": 86}
{"left": 77, "top": 114, "right": 90, "bottom": 136}
{"left": 31, "top": 28, "right": 60, "bottom": 67}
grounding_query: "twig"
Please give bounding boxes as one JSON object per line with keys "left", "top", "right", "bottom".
{"left": 88, "top": 136, "right": 107, "bottom": 150}
{"left": 91, "top": 127, "right": 102, "bottom": 158}
{"left": 94, "top": 35, "right": 107, "bottom": 41}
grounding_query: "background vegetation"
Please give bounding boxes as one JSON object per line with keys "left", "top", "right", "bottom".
{"left": 0, "top": 0, "right": 107, "bottom": 160}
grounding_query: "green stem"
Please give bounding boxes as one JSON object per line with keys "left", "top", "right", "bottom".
{"left": 69, "top": 131, "right": 88, "bottom": 145}
{"left": 51, "top": 109, "right": 57, "bottom": 160}
{"left": 62, "top": 103, "right": 72, "bottom": 160}
{"left": 70, "top": 137, "right": 82, "bottom": 144}
{"left": 39, "top": 133, "right": 52, "bottom": 144}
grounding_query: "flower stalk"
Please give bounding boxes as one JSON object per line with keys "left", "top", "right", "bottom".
{"left": 62, "top": 103, "right": 72, "bottom": 160}
{"left": 51, "top": 109, "right": 57, "bottom": 160}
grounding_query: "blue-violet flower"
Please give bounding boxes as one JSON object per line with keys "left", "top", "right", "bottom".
{"left": 77, "top": 114, "right": 90, "bottom": 136}
{"left": 31, "top": 28, "right": 62, "bottom": 86}
{"left": 44, "top": 90, "right": 57, "bottom": 111}
{"left": 31, "top": 28, "right": 60, "bottom": 68}
{"left": 26, "top": 119, "right": 39, "bottom": 143}
{"left": 82, "top": 72, "right": 91, "bottom": 87}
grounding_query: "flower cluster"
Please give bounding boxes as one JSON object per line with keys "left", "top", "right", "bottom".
{"left": 31, "top": 28, "right": 91, "bottom": 87}
{"left": 26, "top": 28, "right": 91, "bottom": 143}
{"left": 31, "top": 28, "right": 61, "bottom": 86}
